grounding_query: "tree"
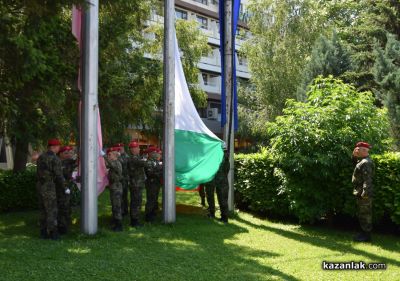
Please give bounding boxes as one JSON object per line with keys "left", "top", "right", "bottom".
{"left": 237, "top": 79, "right": 269, "bottom": 147}
{"left": 244, "top": 0, "right": 327, "bottom": 119}
{"left": 0, "top": 1, "right": 80, "bottom": 172}
{"left": 267, "top": 77, "right": 390, "bottom": 223}
{"left": 324, "top": 0, "right": 400, "bottom": 92}
{"left": 1, "top": 0, "right": 211, "bottom": 171}
{"left": 297, "top": 31, "right": 352, "bottom": 100}
{"left": 97, "top": 0, "right": 160, "bottom": 145}
{"left": 374, "top": 33, "right": 400, "bottom": 146}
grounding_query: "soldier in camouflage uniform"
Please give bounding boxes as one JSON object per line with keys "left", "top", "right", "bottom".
{"left": 105, "top": 147, "right": 124, "bottom": 231}
{"left": 57, "top": 146, "right": 77, "bottom": 234}
{"left": 352, "top": 142, "right": 374, "bottom": 242}
{"left": 36, "top": 139, "right": 66, "bottom": 240}
{"left": 144, "top": 147, "right": 163, "bottom": 222}
{"left": 116, "top": 143, "right": 129, "bottom": 216}
{"left": 127, "top": 141, "right": 146, "bottom": 227}
{"left": 206, "top": 146, "right": 230, "bottom": 223}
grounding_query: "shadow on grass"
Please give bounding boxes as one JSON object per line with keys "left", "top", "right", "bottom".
{"left": 235, "top": 215, "right": 400, "bottom": 268}
{"left": 0, "top": 204, "right": 300, "bottom": 281}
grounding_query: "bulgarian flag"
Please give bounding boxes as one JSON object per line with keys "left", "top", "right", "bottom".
{"left": 174, "top": 36, "right": 224, "bottom": 189}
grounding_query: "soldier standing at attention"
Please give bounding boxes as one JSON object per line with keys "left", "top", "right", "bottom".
{"left": 127, "top": 141, "right": 146, "bottom": 227}
{"left": 36, "top": 138, "right": 67, "bottom": 240}
{"left": 144, "top": 147, "right": 163, "bottom": 223}
{"left": 116, "top": 143, "right": 129, "bottom": 217}
{"left": 352, "top": 142, "right": 374, "bottom": 242}
{"left": 105, "top": 147, "right": 124, "bottom": 231}
{"left": 57, "top": 146, "right": 76, "bottom": 234}
{"left": 206, "top": 145, "right": 230, "bottom": 223}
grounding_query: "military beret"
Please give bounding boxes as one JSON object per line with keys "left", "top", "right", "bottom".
{"left": 129, "top": 141, "right": 139, "bottom": 148}
{"left": 107, "top": 147, "right": 118, "bottom": 154}
{"left": 355, "top": 142, "right": 371, "bottom": 149}
{"left": 48, "top": 138, "right": 61, "bottom": 146}
{"left": 145, "top": 146, "right": 157, "bottom": 154}
{"left": 59, "top": 146, "right": 73, "bottom": 153}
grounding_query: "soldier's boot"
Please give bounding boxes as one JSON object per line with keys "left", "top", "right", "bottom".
{"left": 219, "top": 215, "right": 229, "bottom": 224}
{"left": 201, "top": 198, "right": 206, "bottom": 207}
{"left": 40, "top": 228, "right": 49, "bottom": 239}
{"left": 49, "top": 230, "right": 60, "bottom": 241}
{"left": 130, "top": 219, "right": 143, "bottom": 227}
{"left": 207, "top": 212, "right": 215, "bottom": 219}
{"left": 112, "top": 220, "right": 123, "bottom": 232}
{"left": 353, "top": 231, "right": 371, "bottom": 242}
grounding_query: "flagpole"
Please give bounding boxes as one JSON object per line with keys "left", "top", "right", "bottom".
{"left": 223, "top": 0, "right": 235, "bottom": 212}
{"left": 162, "top": 0, "right": 176, "bottom": 223}
{"left": 81, "top": 0, "right": 99, "bottom": 234}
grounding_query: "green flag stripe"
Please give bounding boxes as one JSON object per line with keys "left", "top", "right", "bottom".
{"left": 175, "top": 129, "right": 223, "bottom": 189}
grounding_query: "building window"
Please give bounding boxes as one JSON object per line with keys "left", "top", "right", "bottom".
{"left": 238, "top": 54, "right": 248, "bottom": 66}
{"left": 202, "top": 73, "right": 209, "bottom": 85}
{"left": 197, "top": 15, "right": 208, "bottom": 30}
{"left": 175, "top": 9, "right": 188, "bottom": 20}
{"left": 202, "top": 73, "right": 218, "bottom": 86}
{"left": 209, "top": 102, "right": 221, "bottom": 114}
{"left": 194, "top": 0, "right": 208, "bottom": 5}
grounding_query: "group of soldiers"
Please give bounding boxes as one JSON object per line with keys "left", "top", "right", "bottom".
{"left": 104, "top": 141, "right": 163, "bottom": 232}
{"left": 36, "top": 138, "right": 230, "bottom": 239}
{"left": 36, "top": 139, "right": 77, "bottom": 240}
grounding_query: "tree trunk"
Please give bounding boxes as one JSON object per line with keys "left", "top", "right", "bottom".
{"left": 13, "top": 137, "right": 29, "bottom": 173}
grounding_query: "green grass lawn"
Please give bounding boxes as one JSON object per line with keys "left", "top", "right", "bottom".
{"left": 0, "top": 191, "right": 399, "bottom": 281}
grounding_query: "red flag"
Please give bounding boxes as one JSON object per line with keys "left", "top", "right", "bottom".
{"left": 73, "top": 6, "right": 108, "bottom": 195}
{"left": 72, "top": 5, "right": 82, "bottom": 45}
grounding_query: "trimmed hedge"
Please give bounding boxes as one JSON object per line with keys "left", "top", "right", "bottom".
{"left": 235, "top": 151, "right": 400, "bottom": 226}
{"left": 0, "top": 166, "right": 81, "bottom": 212}
{"left": 372, "top": 153, "right": 400, "bottom": 225}
{"left": 0, "top": 167, "right": 38, "bottom": 212}
{"left": 235, "top": 151, "right": 291, "bottom": 218}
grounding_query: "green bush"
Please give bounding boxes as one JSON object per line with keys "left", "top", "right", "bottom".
{"left": 372, "top": 152, "right": 400, "bottom": 225}
{"left": 266, "top": 77, "right": 391, "bottom": 223}
{"left": 0, "top": 166, "right": 81, "bottom": 212}
{"left": 235, "top": 151, "right": 400, "bottom": 226}
{"left": 0, "top": 167, "right": 38, "bottom": 212}
{"left": 235, "top": 149, "right": 291, "bottom": 217}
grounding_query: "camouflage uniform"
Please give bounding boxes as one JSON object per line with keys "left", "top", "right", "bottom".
{"left": 144, "top": 156, "right": 163, "bottom": 221}
{"left": 352, "top": 156, "right": 374, "bottom": 234}
{"left": 36, "top": 151, "right": 65, "bottom": 237}
{"left": 57, "top": 158, "right": 77, "bottom": 232}
{"left": 127, "top": 154, "right": 146, "bottom": 223}
{"left": 198, "top": 185, "right": 206, "bottom": 207}
{"left": 105, "top": 157, "right": 123, "bottom": 226}
{"left": 119, "top": 152, "right": 130, "bottom": 216}
{"left": 206, "top": 153, "right": 230, "bottom": 221}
